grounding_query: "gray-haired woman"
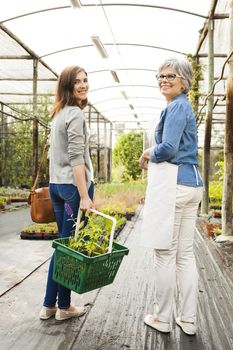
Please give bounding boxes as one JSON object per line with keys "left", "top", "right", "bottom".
{"left": 139, "top": 58, "right": 203, "bottom": 335}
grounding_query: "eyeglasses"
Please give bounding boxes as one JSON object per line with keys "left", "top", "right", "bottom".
{"left": 155, "top": 74, "right": 184, "bottom": 81}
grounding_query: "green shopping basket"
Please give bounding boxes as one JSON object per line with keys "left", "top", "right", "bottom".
{"left": 52, "top": 209, "right": 129, "bottom": 294}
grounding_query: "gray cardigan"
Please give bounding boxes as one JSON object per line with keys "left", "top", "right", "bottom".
{"left": 49, "top": 105, "right": 93, "bottom": 187}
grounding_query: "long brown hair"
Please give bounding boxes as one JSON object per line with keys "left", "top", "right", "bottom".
{"left": 51, "top": 65, "right": 88, "bottom": 118}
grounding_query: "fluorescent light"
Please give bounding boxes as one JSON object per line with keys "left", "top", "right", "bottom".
{"left": 121, "top": 90, "right": 128, "bottom": 100}
{"left": 129, "top": 104, "right": 134, "bottom": 110}
{"left": 69, "top": 0, "right": 82, "bottom": 8}
{"left": 90, "top": 36, "right": 108, "bottom": 59}
{"left": 111, "top": 70, "right": 120, "bottom": 83}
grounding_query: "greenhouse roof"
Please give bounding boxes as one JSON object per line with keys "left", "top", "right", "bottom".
{"left": 0, "top": 0, "right": 229, "bottom": 131}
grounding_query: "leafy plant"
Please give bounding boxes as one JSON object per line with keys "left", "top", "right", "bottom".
{"left": 0, "top": 96, "right": 51, "bottom": 188}
{"left": 113, "top": 131, "right": 143, "bottom": 181}
{"left": 213, "top": 227, "right": 222, "bottom": 236}
{"left": 205, "top": 223, "right": 221, "bottom": 238}
{"left": 67, "top": 211, "right": 113, "bottom": 257}
{"left": 64, "top": 203, "right": 127, "bottom": 257}
{"left": 0, "top": 196, "right": 6, "bottom": 206}
{"left": 209, "top": 181, "right": 223, "bottom": 206}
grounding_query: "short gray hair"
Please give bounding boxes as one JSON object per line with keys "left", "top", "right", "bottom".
{"left": 158, "top": 58, "right": 192, "bottom": 94}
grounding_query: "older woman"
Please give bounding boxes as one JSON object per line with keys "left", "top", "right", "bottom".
{"left": 139, "top": 58, "right": 203, "bottom": 335}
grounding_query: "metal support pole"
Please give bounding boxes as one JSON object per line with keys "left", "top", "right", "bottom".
{"left": 108, "top": 122, "right": 113, "bottom": 182}
{"left": 0, "top": 103, "right": 3, "bottom": 186}
{"left": 104, "top": 121, "right": 108, "bottom": 183}
{"left": 201, "top": 19, "right": 214, "bottom": 215}
{"left": 32, "top": 58, "right": 38, "bottom": 181}
{"left": 142, "top": 130, "right": 147, "bottom": 182}
{"left": 88, "top": 104, "right": 91, "bottom": 128}
{"left": 97, "top": 113, "right": 100, "bottom": 182}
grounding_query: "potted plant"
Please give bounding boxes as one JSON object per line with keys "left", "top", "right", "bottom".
{"left": 204, "top": 223, "right": 221, "bottom": 239}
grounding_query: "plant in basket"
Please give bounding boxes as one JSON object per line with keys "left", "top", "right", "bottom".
{"left": 73, "top": 216, "right": 111, "bottom": 256}
{"left": 64, "top": 203, "right": 114, "bottom": 256}
{"left": 52, "top": 205, "right": 129, "bottom": 294}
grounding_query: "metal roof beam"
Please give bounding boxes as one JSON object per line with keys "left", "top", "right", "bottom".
{"left": 89, "top": 84, "right": 158, "bottom": 93}
{"left": 0, "top": 4, "right": 208, "bottom": 26}
{"left": 0, "top": 55, "right": 32, "bottom": 59}
{"left": 0, "top": 78, "right": 57, "bottom": 81}
{"left": 0, "top": 92, "right": 54, "bottom": 96}
{"left": 90, "top": 96, "right": 164, "bottom": 105}
{"left": 40, "top": 43, "right": 185, "bottom": 59}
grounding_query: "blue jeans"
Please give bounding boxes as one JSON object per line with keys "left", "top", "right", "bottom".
{"left": 43, "top": 182, "right": 94, "bottom": 309}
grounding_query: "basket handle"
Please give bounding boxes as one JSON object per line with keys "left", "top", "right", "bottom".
{"left": 74, "top": 209, "right": 117, "bottom": 254}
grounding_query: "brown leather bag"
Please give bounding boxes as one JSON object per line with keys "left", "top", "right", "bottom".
{"left": 28, "top": 144, "right": 56, "bottom": 223}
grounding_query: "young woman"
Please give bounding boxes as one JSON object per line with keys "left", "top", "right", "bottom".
{"left": 139, "top": 58, "right": 203, "bottom": 335}
{"left": 39, "top": 66, "right": 94, "bottom": 321}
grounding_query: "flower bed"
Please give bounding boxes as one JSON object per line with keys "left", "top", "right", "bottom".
{"left": 0, "top": 187, "right": 29, "bottom": 203}
{"left": 94, "top": 182, "right": 145, "bottom": 220}
{"left": 20, "top": 222, "right": 58, "bottom": 240}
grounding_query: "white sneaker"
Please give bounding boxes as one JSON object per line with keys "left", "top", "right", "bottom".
{"left": 55, "top": 305, "right": 87, "bottom": 321}
{"left": 176, "top": 317, "right": 196, "bottom": 335}
{"left": 144, "top": 314, "right": 171, "bottom": 333}
{"left": 39, "top": 306, "right": 57, "bottom": 320}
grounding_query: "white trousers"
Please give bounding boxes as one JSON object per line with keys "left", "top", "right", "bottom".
{"left": 154, "top": 185, "right": 202, "bottom": 324}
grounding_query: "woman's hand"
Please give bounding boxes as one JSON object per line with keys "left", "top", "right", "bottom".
{"left": 80, "top": 196, "right": 95, "bottom": 211}
{"left": 138, "top": 148, "right": 151, "bottom": 170}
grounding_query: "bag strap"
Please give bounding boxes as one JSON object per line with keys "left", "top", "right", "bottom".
{"left": 31, "top": 144, "right": 49, "bottom": 192}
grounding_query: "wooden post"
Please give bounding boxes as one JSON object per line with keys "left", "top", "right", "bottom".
{"left": 32, "top": 58, "right": 38, "bottom": 181}
{"left": 217, "top": 0, "right": 233, "bottom": 241}
{"left": 201, "top": 19, "right": 214, "bottom": 215}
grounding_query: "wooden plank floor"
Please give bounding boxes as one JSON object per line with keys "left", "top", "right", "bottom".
{"left": 0, "top": 208, "right": 233, "bottom": 350}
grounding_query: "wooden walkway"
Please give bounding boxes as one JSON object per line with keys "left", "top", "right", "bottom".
{"left": 0, "top": 207, "right": 233, "bottom": 350}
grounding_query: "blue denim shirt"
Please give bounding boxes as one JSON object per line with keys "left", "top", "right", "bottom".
{"left": 150, "top": 93, "right": 203, "bottom": 187}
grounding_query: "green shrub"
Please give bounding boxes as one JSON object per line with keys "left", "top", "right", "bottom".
{"left": 209, "top": 181, "right": 222, "bottom": 206}
{"left": 113, "top": 131, "right": 143, "bottom": 181}
{"left": 0, "top": 196, "right": 6, "bottom": 206}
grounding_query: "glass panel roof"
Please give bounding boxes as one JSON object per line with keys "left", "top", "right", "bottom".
{"left": 0, "top": 0, "right": 228, "bottom": 133}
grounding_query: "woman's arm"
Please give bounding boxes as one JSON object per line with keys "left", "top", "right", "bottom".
{"left": 138, "top": 102, "right": 187, "bottom": 169}
{"left": 72, "top": 164, "right": 94, "bottom": 211}
{"left": 67, "top": 109, "right": 94, "bottom": 210}
{"left": 151, "top": 102, "right": 187, "bottom": 162}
